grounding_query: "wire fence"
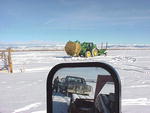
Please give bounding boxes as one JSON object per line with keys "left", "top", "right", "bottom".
{"left": 0, "top": 52, "right": 8, "bottom": 72}
{"left": 0, "top": 48, "right": 13, "bottom": 73}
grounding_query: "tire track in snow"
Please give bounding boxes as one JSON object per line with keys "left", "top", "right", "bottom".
{"left": 12, "top": 103, "right": 41, "bottom": 113}
{"left": 110, "top": 56, "right": 150, "bottom": 74}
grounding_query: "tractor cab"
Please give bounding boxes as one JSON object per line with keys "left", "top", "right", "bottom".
{"left": 79, "top": 42, "right": 98, "bottom": 57}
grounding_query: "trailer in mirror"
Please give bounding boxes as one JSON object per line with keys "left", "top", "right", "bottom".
{"left": 47, "top": 62, "right": 121, "bottom": 113}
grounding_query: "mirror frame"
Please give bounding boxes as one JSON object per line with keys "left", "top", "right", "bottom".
{"left": 47, "top": 62, "right": 121, "bottom": 113}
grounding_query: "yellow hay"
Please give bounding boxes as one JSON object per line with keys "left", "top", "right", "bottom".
{"left": 65, "top": 41, "right": 81, "bottom": 56}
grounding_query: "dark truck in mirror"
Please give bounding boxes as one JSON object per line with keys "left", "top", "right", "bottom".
{"left": 69, "top": 75, "right": 115, "bottom": 113}
{"left": 58, "top": 76, "right": 92, "bottom": 96}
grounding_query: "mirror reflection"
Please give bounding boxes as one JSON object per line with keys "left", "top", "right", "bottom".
{"left": 52, "top": 67, "right": 115, "bottom": 113}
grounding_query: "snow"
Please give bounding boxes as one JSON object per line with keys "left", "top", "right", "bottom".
{"left": 0, "top": 47, "right": 150, "bottom": 113}
{"left": 12, "top": 103, "right": 42, "bottom": 113}
{"left": 122, "top": 98, "right": 150, "bottom": 106}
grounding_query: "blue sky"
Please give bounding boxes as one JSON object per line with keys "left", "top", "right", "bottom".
{"left": 0, "top": 0, "right": 150, "bottom": 44}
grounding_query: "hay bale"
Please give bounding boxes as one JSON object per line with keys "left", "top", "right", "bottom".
{"left": 65, "top": 41, "right": 81, "bottom": 56}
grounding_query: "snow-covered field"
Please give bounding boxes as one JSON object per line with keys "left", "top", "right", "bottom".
{"left": 0, "top": 48, "right": 150, "bottom": 113}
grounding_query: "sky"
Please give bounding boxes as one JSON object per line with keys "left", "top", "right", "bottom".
{"left": 0, "top": 0, "right": 150, "bottom": 44}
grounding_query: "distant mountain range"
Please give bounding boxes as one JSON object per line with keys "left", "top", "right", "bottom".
{"left": 0, "top": 42, "right": 150, "bottom": 50}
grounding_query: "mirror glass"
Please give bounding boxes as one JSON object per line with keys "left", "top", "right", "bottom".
{"left": 52, "top": 67, "right": 115, "bottom": 113}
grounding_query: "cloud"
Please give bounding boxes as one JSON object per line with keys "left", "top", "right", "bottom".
{"left": 44, "top": 13, "right": 150, "bottom": 30}
{"left": 44, "top": 1, "right": 150, "bottom": 29}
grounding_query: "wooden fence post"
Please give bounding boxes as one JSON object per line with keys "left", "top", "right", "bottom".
{"left": 8, "top": 48, "right": 13, "bottom": 73}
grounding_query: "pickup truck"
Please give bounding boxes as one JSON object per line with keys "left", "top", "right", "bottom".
{"left": 58, "top": 76, "right": 92, "bottom": 96}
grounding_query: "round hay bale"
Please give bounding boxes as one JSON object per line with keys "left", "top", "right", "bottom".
{"left": 65, "top": 41, "right": 81, "bottom": 56}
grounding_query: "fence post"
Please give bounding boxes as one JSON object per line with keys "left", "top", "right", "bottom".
{"left": 8, "top": 48, "right": 13, "bottom": 73}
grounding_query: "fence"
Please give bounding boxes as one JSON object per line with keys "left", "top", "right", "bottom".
{"left": 1, "top": 46, "right": 150, "bottom": 73}
{"left": 0, "top": 48, "right": 63, "bottom": 73}
{"left": 0, "top": 48, "right": 13, "bottom": 73}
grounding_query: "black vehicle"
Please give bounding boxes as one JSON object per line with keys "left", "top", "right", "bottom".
{"left": 58, "top": 76, "right": 92, "bottom": 95}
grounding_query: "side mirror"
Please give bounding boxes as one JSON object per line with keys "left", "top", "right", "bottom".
{"left": 47, "top": 62, "right": 121, "bottom": 113}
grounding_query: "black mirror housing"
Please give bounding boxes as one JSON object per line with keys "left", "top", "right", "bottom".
{"left": 47, "top": 62, "right": 121, "bottom": 113}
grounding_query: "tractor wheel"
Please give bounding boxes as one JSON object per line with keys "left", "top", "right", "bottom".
{"left": 85, "top": 51, "right": 91, "bottom": 57}
{"left": 92, "top": 48, "right": 98, "bottom": 56}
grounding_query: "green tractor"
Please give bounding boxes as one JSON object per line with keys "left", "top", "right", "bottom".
{"left": 65, "top": 41, "right": 107, "bottom": 57}
{"left": 80, "top": 42, "right": 98, "bottom": 57}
